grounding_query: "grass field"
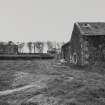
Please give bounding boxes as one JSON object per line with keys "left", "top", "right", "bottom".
{"left": 0, "top": 59, "right": 105, "bottom": 105}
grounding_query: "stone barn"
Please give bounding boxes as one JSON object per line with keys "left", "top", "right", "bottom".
{"left": 62, "top": 22, "right": 105, "bottom": 66}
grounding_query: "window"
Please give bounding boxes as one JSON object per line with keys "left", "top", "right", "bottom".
{"left": 82, "top": 23, "right": 91, "bottom": 28}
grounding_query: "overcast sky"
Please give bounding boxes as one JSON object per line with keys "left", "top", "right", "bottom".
{"left": 0, "top": 0, "right": 105, "bottom": 42}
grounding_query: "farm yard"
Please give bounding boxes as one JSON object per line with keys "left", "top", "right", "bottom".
{"left": 0, "top": 0, "right": 104, "bottom": 104}
{"left": 0, "top": 59, "right": 105, "bottom": 105}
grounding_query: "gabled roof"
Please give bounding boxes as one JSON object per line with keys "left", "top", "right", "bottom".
{"left": 62, "top": 41, "right": 70, "bottom": 48}
{"left": 76, "top": 22, "right": 105, "bottom": 35}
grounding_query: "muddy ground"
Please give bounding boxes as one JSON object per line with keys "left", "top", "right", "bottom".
{"left": 0, "top": 60, "right": 105, "bottom": 105}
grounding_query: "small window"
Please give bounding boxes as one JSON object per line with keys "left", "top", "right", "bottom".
{"left": 82, "top": 23, "right": 91, "bottom": 28}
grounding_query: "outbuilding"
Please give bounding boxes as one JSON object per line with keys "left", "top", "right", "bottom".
{"left": 0, "top": 41, "right": 18, "bottom": 54}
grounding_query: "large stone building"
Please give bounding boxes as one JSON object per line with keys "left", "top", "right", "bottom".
{"left": 62, "top": 22, "right": 105, "bottom": 66}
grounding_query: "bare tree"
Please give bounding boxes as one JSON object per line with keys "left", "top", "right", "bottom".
{"left": 17, "top": 42, "right": 25, "bottom": 53}
{"left": 47, "top": 41, "right": 53, "bottom": 50}
{"left": 8, "top": 41, "right": 14, "bottom": 45}
{"left": 33, "top": 42, "right": 36, "bottom": 53}
{"left": 56, "top": 42, "right": 64, "bottom": 49}
{"left": 27, "top": 42, "right": 33, "bottom": 53}
{"left": 35, "top": 41, "right": 44, "bottom": 53}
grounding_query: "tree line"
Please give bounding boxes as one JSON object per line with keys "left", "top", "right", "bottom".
{"left": 0, "top": 41, "right": 64, "bottom": 53}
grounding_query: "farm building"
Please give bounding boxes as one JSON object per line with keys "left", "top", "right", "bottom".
{"left": 0, "top": 41, "right": 18, "bottom": 54}
{"left": 62, "top": 22, "right": 105, "bottom": 66}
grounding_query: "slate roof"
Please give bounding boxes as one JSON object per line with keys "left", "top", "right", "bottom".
{"left": 76, "top": 22, "right": 105, "bottom": 35}
{"left": 62, "top": 42, "right": 70, "bottom": 48}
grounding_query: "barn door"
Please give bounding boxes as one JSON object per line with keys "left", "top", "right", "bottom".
{"left": 73, "top": 52, "right": 78, "bottom": 64}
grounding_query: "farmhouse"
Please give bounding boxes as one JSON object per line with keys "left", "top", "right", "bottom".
{"left": 0, "top": 41, "right": 18, "bottom": 54}
{"left": 62, "top": 22, "right": 105, "bottom": 66}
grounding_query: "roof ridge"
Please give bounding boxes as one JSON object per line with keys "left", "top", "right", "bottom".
{"left": 75, "top": 22, "right": 105, "bottom": 35}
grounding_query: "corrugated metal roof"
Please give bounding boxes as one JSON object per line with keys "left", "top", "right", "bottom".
{"left": 76, "top": 22, "right": 105, "bottom": 35}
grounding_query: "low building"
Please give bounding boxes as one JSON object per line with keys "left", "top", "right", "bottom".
{"left": 62, "top": 22, "right": 105, "bottom": 66}
{"left": 0, "top": 41, "right": 18, "bottom": 54}
{"left": 61, "top": 42, "right": 70, "bottom": 61}
{"left": 47, "top": 48, "right": 57, "bottom": 55}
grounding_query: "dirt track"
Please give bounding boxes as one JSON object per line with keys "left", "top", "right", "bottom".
{"left": 0, "top": 60, "right": 105, "bottom": 105}
{"left": 0, "top": 82, "right": 45, "bottom": 96}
